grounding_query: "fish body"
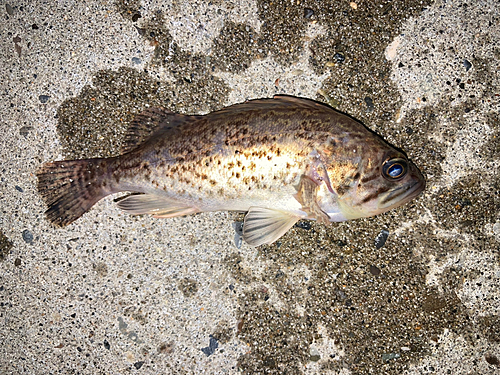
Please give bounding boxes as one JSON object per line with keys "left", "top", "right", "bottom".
{"left": 37, "top": 96, "right": 425, "bottom": 246}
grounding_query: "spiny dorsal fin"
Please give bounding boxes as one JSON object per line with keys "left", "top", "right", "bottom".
{"left": 121, "top": 107, "right": 202, "bottom": 153}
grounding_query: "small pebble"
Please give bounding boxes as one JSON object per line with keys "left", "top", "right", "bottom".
{"left": 374, "top": 229, "right": 389, "bottom": 249}
{"left": 201, "top": 335, "right": 218, "bottom": 356}
{"left": 369, "top": 265, "right": 381, "bottom": 276}
{"left": 233, "top": 222, "right": 243, "bottom": 248}
{"left": 462, "top": 59, "right": 472, "bottom": 71}
{"left": 364, "top": 96, "right": 374, "bottom": 111}
{"left": 32, "top": 24, "right": 38, "bottom": 30}
{"left": 39, "top": 95, "right": 50, "bottom": 103}
{"left": 309, "top": 346, "right": 320, "bottom": 361}
{"left": 132, "top": 57, "right": 141, "bottom": 64}
{"left": 22, "top": 229, "right": 33, "bottom": 244}
{"left": 303, "top": 8, "right": 314, "bottom": 19}
{"left": 134, "top": 361, "right": 144, "bottom": 369}
{"left": 382, "top": 352, "right": 400, "bottom": 361}
{"left": 6, "top": 4, "right": 13, "bottom": 15}
{"left": 131, "top": 13, "right": 141, "bottom": 22}
{"left": 103, "top": 339, "right": 110, "bottom": 350}
{"left": 333, "top": 52, "right": 345, "bottom": 63}
{"left": 14, "top": 258, "right": 21, "bottom": 267}
{"left": 295, "top": 221, "right": 312, "bottom": 230}
{"left": 15, "top": 185, "right": 23, "bottom": 192}
{"left": 19, "top": 126, "right": 33, "bottom": 137}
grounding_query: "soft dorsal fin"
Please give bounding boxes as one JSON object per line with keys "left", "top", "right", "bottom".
{"left": 204, "top": 96, "right": 331, "bottom": 121}
{"left": 121, "top": 107, "right": 202, "bottom": 153}
{"left": 271, "top": 95, "right": 327, "bottom": 110}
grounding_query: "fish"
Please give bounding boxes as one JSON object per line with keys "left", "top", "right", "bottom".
{"left": 36, "top": 96, "right": 425, "bottom": 246}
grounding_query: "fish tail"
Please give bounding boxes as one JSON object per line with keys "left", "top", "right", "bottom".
{"left": 36, "top": 158, "right": 115, "bottom": 226}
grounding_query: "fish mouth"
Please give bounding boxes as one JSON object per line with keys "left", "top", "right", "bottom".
{"left": 379, "top": 171, "right": 426, "bottom": 209}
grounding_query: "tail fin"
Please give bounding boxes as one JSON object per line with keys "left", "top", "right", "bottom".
{"left": 36, "top": 158, "right": 114, "bottom": 227}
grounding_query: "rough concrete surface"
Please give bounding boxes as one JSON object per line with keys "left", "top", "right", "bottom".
{"left": 1, "top": 0, "right": 499, "bottom": 374}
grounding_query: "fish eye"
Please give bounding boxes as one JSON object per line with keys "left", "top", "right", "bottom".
{"left": 382, "top": 158, "right": 408, "bottom": 180}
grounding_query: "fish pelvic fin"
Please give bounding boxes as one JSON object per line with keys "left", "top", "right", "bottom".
{"left": 122, "top": 107, "right": 202, "bottom": 153}
{"left": 242, "top": 207, "right": 300, "bottom": 246}
{"left": 36, "top": 158, "right": 115, "bottom": 227}
{"left": 116, "top": 194, "right": 199, "bottom": 218}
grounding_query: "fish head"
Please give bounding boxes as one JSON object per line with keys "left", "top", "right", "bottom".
{"left": 318, "top": 146, "right": 425, "bottom": 221}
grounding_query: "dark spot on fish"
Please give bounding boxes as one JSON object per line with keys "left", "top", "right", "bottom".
{"left": 360, "top": 172, "right": 379, "bottom": 184}
{"left": 267, "top": 155, "right": 272, "bottom": 161}
{"left": 201, "top": 174, "right": 208, "bottom": 180}
{"left": 209, "top": 179, "right": 217, "bottom": 186}
{"left": 353, "top": 172, "right": 360, "bottom": 180}
{"left": 235, "top": 173, "right": 240, "bottom": 179}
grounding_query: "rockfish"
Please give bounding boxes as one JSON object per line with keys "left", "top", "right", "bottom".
{"left": 37, "top": 96, "right": 425, "bottom": 246}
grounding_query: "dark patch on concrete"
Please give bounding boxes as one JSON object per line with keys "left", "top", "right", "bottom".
{"left": 212, "top": 321, "right": 233, "bottom": 344}
{"left": 115, "top": 0, "right": 142, "bottom": 22}
{"left": 478, "top": 315, "right": 500, "bottom": 344}
{"left": 0, "top": 230, "right": 13, "bottom": 261}
{"left": 481, "top": 112, "right": 500, "bottom": 157}
{"left": 178, "top": 277, "right": 198, "bottom": 298}
{"left": 212, "top": 22, "right": 259, "bottom": 73}
{"left": 255, "top": 1, "right": 308, "bottom": 65}
{"left": 57, "top": 67, "right": 170, "bottom": 159}
{"left": 230, "top": 212, "right": 476, "bottom": 374}
{"left": 427, "top": 175, "right": 499, "bottom": 234}
{"left": 307, "top": 0, "right": 433, "bottom": 128}
{"left": 139, "top": 13, "right": 228, "bottom": 108}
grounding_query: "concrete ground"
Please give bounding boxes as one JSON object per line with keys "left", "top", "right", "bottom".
{"left": 1, "top": 0, "right": 499, "bottom": 374}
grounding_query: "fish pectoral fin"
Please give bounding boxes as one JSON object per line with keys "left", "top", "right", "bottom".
{"left": 242, "top": 207, "right": 300, "bottom": 246}
{"left": 117, "top": 194, "right": 198, "bottom": 218}
{"left": 294, "top": 175, "right": 331, "bottom": 225}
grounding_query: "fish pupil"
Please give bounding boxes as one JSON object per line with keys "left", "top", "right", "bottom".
{"left": 388, "top": 164, "right": 403, "bottom": 177}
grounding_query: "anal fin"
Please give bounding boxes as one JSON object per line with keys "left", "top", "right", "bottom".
{"left": 117, "top": 194, "right": 199, "bottom": 218}
{"left": 242, "top": 207, "right": 300, "bottom": 246}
